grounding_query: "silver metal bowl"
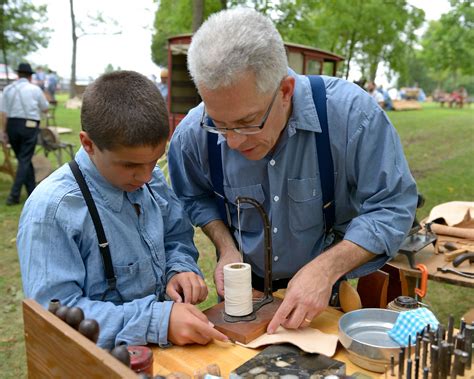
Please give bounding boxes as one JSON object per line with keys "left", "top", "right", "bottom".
{"left": 338, "top": 308, "right": 410, "bottom": 373}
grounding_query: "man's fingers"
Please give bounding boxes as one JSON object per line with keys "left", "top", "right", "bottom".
{"left": 214, "top": 269, "right": 225, "bottom": 297}
{"left": 267, "top": 299, "right": 294, "bottom": 334}
{"left": 281, "top": 307, "right": 307, "bottom": 329}
{"left": 167, "top": 286, "right": 183, "bottom": 303}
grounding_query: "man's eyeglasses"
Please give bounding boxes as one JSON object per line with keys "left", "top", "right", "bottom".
{"left": 200, "top": 85, "right": 280, "bottom": 135}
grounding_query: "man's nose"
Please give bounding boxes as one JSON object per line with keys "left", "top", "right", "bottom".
{"left": 225, "top": 130, "right": 247, "bottom": 150}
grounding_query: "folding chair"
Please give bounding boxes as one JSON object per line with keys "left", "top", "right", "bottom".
{"left": 36, "top": 127, "right": 74, "bottom": 166}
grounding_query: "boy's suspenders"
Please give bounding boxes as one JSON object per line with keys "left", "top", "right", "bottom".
{"left": 206, "top": 75, "right": 335, "bottom": 234}
{"left": 69, "top": 160, "right": 123, "bottom": 302}
{"left": 68, "top": 160, "right": 158, "bottom": 302}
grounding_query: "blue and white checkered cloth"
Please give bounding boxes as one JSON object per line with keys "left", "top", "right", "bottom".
{"left": 388, "top": 307, "right": 439, "bottom": 346}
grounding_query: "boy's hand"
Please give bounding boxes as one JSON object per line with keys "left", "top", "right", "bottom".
{"left": 166, "top": 272, "right": 208, "bottom": 304}
{"left": 168, "top": 303, "right": 229, "bottom": 345}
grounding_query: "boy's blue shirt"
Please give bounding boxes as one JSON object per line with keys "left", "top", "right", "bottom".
{"left": 17, "top": 147, "right": 202, "bottom": 349}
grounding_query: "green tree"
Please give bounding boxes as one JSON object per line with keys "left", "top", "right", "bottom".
{"left": 152, "top": 0, "right": 424, "bottom": 81}
{"left": 0, "top": 0, "right": 50, "bottom": 82}
{"left": 420, "top": 0, "right": 473, "bottom": 87}
{"left": 151, "top": 0, "right": 231, "bottom": 67}
{"left": 104, "top": 63, "right": 121, "bottom": 74}
{"left": 276, "top": 0, "right": 424, "bottom": 80}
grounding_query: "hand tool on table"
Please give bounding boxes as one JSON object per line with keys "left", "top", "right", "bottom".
{"left": 444, "top": 248, "right": 470, "bottom": 261}
{"left": 452, "top": 251, "right": 474, "bottom": 267}
{"left": 437, "top": 267, "right": 474, "bottom": 279}
{"left": 447, "top": 315, "right": 454, "bottom": 344}
{"left": 399, "top": 223, "right": 437, "bottom": 269}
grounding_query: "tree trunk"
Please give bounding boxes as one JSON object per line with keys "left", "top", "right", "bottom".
{"left": 192, "top": 0, "right": 204, "bottom": 32}
{"left": 0, "top": 0, "right": 10, "bottom": 86}
{"left": 369, "top": 60, "right": 379, "bottom": 82}
{"left": 344, "top": 30, "right": 357, "bottom": 80}
{"left": 69, "top": 0, "right": 77, "bottom": 99}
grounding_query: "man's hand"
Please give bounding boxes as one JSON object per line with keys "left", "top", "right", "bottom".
{"left": 267, "top": 260, "right": 332, "bottom": 334}
{"left": 166, "top": 272, "right": 208, "bottom": 304}
{"left": 266, "top": 240, "right": 375, "bottom": 334}
{"left": 168, "top": 303, "right": 229, "bottom": 345}
{"left": 214, "top": 247, "right": 242, "bottom": 297}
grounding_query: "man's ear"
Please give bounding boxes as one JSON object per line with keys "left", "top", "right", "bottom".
{"left": 280, "top": 75, "right": 295, "bottom": 105}
{"left": 79, "top": 131, "right": 95, "bottom": 155}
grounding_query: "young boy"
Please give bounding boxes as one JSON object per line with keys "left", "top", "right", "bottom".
{"left": 17, "top": 71, "right": 228, "bottom": 349}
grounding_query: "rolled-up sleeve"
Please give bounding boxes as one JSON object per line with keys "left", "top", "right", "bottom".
{"left": 342, "top": 107, "right": 418, "bottom": 278}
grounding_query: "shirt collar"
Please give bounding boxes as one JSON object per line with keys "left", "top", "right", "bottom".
{"left": 287, "top": 68, "right": 322, "bottom": 134}
{"left": 75, "top": 147, "right": 125, "bottom": 212}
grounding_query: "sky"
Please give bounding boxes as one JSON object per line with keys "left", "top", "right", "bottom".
{"left": 29, "top": 0, "right": 159, "bottom": 81}
{"left": 28, "top": 0, "right": 452, "bottom": 84}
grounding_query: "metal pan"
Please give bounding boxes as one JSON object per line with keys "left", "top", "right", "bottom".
{"left": 338, "top": 308, "right": 412, "bottom": 373}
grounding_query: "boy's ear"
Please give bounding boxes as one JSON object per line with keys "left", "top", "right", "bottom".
{"left": 79, "top": 131, "right": 95, "bottom": 155}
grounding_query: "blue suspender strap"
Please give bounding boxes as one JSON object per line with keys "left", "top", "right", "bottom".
{"left": 207, "top": 75, "right": 335, "bottom": 234}
{"left": 206, "top": 125, "right": 230, "bottom": 225}
{"left": 308, "top": 75, "right": 335, "bottom": 234}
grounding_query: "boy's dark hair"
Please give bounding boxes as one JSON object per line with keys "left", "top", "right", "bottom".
{"left": 81, "top": 70, "right": 169, "bottom": 150}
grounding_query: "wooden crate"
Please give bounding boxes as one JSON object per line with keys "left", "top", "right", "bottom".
{"left": 22, "top": 299, "right": 137, "bottom": 378}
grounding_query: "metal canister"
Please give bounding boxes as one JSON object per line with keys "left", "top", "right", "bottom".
{"left": 127, "top": 345, "right": 153, "bottom": 375}
{"left": 387, "top": 296, "right": 419, "bottom": 312}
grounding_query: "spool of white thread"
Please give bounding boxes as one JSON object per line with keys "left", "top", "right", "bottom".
{"left": 224, "top": 263, "right": 253, "bottom": 316}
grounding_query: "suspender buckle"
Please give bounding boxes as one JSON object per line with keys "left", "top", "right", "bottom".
{"left": 323, "top": 201, "right": 333, "bottom": 209}
{"left": 106, "top": 277, "right": 118, "bottom": 290}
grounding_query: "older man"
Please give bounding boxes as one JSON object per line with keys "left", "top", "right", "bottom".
{"left": 168, "top": 8, "right": 417, "bottom": 333}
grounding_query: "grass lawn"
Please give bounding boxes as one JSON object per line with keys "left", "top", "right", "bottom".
{"left": 0, "top": 96, "right": 473, "bottom": 377}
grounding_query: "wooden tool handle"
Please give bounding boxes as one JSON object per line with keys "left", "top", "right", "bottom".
{"left": 444, "top": 248, "right": 468, "bottom": 262}
{"left": 430, "top": 224, "right": 474, "bottom": 239}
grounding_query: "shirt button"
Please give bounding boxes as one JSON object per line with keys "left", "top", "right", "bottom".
{"left": 273, "top": 227, "right": 278, "bottom": 233}
{"left": 270, "top": 159, "right": 276, "bottom": 166}
{"left": 274, "top": 195, "right": 279, "bottom": 202}
{"left": 274, "top": 256, "right": 279, "bottom": 262}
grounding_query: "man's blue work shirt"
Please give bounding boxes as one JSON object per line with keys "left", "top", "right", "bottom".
{"left": 17, "top": 147, "right": 202, "bottom": 349}
{"left": 168, "top": 71, "right": 418, "bottom": 280}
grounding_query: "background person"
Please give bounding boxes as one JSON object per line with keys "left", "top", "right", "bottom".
{"left": 158, "top": 68, "right": 169, "bottom": 102}
{"left": 33, "top": 66, "right": 46, "bottom": 91}
{"left": 45, "top": 69, "right": 58, "bottom": 103}
{"left": 17, "top": 70, "right": 228, "bottom": 349}
{"left": 367, "top": 81, "right": 385, "bottom": 108}
{"left": 1, "top": 62, "right": 49, "bottom": 205}
{"left": 168, "top": 8, "right": 417, "bottom": 334}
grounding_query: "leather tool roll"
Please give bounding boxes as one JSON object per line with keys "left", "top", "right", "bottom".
{"left": 430, "top": 223, "right": 474, "bottom": 240}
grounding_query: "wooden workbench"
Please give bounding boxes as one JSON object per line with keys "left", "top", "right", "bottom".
{"left": 388, "top": 243, "right": 474, "bottom": 288}
{"left": 151, "top": 307, "right": 378, "bottom": 378}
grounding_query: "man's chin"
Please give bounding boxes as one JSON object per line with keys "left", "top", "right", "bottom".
{"left": 240, "top": 147, "right": 266, "bottom": 161}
